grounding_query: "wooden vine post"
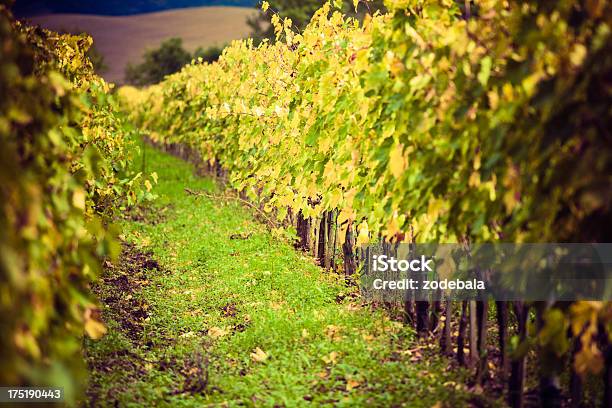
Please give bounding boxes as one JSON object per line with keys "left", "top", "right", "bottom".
{"left": 509, "top": 302, "right": 529, "bottom": 408}
{"left": 342, "top": 221, "right": 357, "bottom": 276}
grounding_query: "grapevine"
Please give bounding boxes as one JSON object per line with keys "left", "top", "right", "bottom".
{"left": 124, "top": 0, "right": 612, "bottom": 402}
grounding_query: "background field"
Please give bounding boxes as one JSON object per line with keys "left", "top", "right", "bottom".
{"left": 14, "top": 0, "right": 256, "bottom": 16}
{"left": 28, "top": 6, "right": 257, "bottom": 83}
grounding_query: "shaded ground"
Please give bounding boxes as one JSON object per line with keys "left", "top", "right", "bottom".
{"left": 85, "top": 243, "right": 160, "bottom": 405}
{"left": 84, "top": 145, "right": 494, "bottom": 407}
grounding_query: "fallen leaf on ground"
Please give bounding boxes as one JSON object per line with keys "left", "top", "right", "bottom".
{"left": 362, "top": 333, "right": 374, "bottom": 341}
{"left": 346, "top": 379, "right": 361, "bottom": 391}
{"left": 251, "top": 347, "right": 268, "bottom": 362}
{"left": 84, "top": 307, "right": 107, "bottom": 339}
{"left": 316, "top": 371, "right": 328, "bottom": 379}
{"left": 322, "top": 351, "right": 338, "bottom": 365}
{"left": 345, "top": 303, "right": 361, "bottom": 311}
{"left": 325, "top": 325, "right": 342, "bottom": 340}
{"left": 208, "top": 326, "right": 228, "bottom": 339}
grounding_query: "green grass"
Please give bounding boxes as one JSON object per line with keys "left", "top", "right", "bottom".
{"left": 85, "top": 145, "right": 475, "bottom": 407}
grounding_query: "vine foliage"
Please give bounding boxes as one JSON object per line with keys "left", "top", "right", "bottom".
{"left": 125, "top": 0, "right": 611, "bottom": 402}
{"left": 0, "top": 5, "right": 152, "bottom": 399}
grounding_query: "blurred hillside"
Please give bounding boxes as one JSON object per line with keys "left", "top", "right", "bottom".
{"left": 14, "top": 0, "right": 256, "bottom": 17}
{"left": 27, "top": 6, "right": 257, "bottom": 83}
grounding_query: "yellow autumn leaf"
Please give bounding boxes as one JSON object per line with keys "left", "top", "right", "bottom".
{"left": 72, "top": 188, "right": 86, "bottom": 210}
{"left": 487, "top": 89, "right": 499, "bottom": 110}
{"left": 14, "top": 328, "right": 41, "bottom": 359}
{"left": 356, "top": 221, "right": 369, "bottom": 246}
{"left": 569, "top": 301, "right": 601, "bottom": 336}
{"left": 322, "top": 351, "right": 339, "bottom": 365}
{"left": 384, "top": 210, "right": 401, "bottom": 238}
{"left": 325, "top": 325, "right": 342, "bottom": 340}
{"left": 389, "top": 143, "right": 407, "bottom": 179}
{"left": 473, "top": 152, "right": 481, "bottom": 170}
{"left": 208, "top": 326, "right": 228, "bottom": 339}
{"left": 327, "top": 188, "right": 342, "bottom": 209}
{"left": 84, "top": 308, "right": 107, "bottom": 340}
{"left": 362, "top": 333, "right": 374, "bottom": 341}
{"left": 269, "top": 301, "right": 284, "bottom": 310}
{"left": 251, "top": 347, "right": 268, "bottom": 362}
{"left": 569, "top": 44, "right": 587, "bottom": 67}
{"left": 485, "top": 180, "right": 496, "bottom": 201}
{"left": 345, "top": 303, "right": 360, "bottom": 311}
{"left": 316, "top": 371, "right": 328, "bottom": 379}
{"left": 346, "top": 379, "right": 361, "bottom": 391}
{"left": 468, "top": 171, "right": 481, "bottom": 187}
{"left": 574, "top": 342, "right": 604, "bottom": 375}
{"left": 337, "top": 207, "right": 355, "bottom": 225}
{"left": 427, "top": 198, "right": 445, "bottom": 221}
{"left": 323, "top": 160, "right": 337, "bottom": 185}
{"left": 503, "top": 190, "right": 518, "bottom": 214}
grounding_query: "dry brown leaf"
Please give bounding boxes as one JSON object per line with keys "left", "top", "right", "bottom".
{"left": 346, "top": 379, "right": 361, "bottom": 391}
{"left": 316, "top": 371, "right": 328, "bottom": 379}
{"left": 345, "top": 303, "right": 361, "bottom": 311}
{"left": 322, "top": 351, "right": 339, "bottom": 365}
{"left": 251, "top": 347, "right": 268, "bottom": 363}
{"left": 208, "top": 326, "right": 228, "bottom": 339}
{"left": 84, "top": 307, "right": 107, "bottom": 340}
{"left": 362, "top": 333, "right": 374, "bottom": 342}
{"left": 325, "top": 325, "right": 343, "bottom": 341}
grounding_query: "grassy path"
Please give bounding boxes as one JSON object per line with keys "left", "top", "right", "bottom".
{"left": 85, "top": 145, "right": 473, "bottom": 407}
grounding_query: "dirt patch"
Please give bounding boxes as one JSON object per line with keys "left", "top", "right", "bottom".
{"left": 220, "top": 302, "right": 237, "bottom": 318}
{"left": 96, "top": 243, "right": 160, "bottom": 343}
{"left": 86, "top": 243, "right": 222, "bottom": 404}
{"left": 88, "top": 349, "right": 148, "bottom": 377}
{"left": 85, "top": 243, "right": 164, "bottom": 405}
{"left": 171, "top": 349, "right": 215, "bottom": 396}
{"left": 86, "top": 349, "right": 150, "bottom": 407}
